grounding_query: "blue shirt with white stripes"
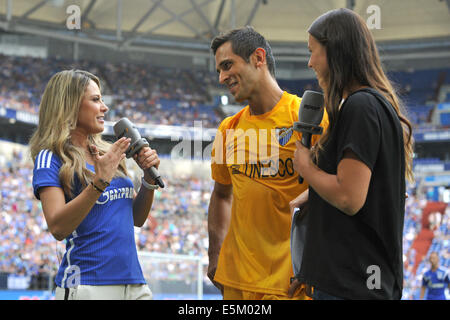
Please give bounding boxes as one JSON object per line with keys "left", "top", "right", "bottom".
{"left": 32, "top": 149, "right": 146, "bottom": 287}
{"left": 422, "top": 267, "right": 449, "bottom": 300}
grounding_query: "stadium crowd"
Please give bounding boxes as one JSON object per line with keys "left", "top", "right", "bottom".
{"left": 0, "top": 54, "right": 223, "bottom": 128}
{"left": 0, "top": 147, "right": 448, "bottom": 299}
{"left": 400, "top": 193, "right": 450, "bottom": 299}
{"left": 0, "top": 148, "right": 212, "bottom": 290}
{"left": 1, "top": 54, "right": 447, "bottom": 129}
{"left": 0, "top": 54, "right": 449, "bottom": 298}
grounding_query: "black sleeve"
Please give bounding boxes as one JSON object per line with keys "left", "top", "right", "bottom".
{"left": 336, "top": 93, "right": 381, "bottom": 171}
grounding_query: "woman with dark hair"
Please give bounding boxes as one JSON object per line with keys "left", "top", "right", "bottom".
{"left": 289, "top": 8, "right": 413, "bottom": 299}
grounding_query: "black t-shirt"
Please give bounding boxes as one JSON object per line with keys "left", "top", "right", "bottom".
{"left": 297, "top": 88, "right": 406, "bottom": 299}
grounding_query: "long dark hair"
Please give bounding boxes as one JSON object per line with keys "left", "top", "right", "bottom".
{"left": 308, "top": 8, "right": 413, "bottom": 181}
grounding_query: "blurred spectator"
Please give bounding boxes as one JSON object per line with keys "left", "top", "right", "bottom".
{"left": 419, "top": 252, "right": 449, "bottom": 300}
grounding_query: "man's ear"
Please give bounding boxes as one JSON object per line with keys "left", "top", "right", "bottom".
{"left": 252, "top": 47, "right": 267, "bottom": 69}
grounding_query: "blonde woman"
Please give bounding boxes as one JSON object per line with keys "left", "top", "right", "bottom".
{"left": 290, "top": 8, "right": 414, "bottom": 299}
{"left": 30, "top": 70, "right": 160, "bottom": 300}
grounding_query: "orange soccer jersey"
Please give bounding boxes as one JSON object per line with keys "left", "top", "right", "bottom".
{"left": 211, "top": 91, "right": 328, "bottom": 296}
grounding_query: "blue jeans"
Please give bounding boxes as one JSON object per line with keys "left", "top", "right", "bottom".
{"left": 312, "top": 289, "right": 344, "bottom": 300}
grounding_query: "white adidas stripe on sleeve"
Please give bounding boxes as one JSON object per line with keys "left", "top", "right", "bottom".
{"left": 36, "top": 149, "right": 53, "bottom": 170}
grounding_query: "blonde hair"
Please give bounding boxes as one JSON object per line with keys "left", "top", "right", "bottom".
{"left": 29, "top": 69, "right": 128, "bottom": 197}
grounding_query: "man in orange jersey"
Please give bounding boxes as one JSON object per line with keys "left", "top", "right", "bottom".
{"left": 207, "top": 26, "right": 328, "bottom": 300}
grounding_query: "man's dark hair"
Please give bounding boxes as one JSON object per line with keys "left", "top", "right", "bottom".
{"left": 211, "top": 26, "right": 276, "bottom": 78}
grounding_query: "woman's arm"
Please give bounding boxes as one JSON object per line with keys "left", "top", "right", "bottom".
{"left": 38, "top": 137, "right": 131, "bottom": 240}
{"left": 39, "top": 184, "right": 103, "bottom": 241}
{"left": 132, "top": 174, "right": 156, "bottom": 227}
{"left": 289, "top": 189, "right": 309, "bottom": 216}
{"left": 294, "top": 141, "right": 371, "bottom": 216}
{"left": 132, "top": 146, "right": 160, "bottom": 227}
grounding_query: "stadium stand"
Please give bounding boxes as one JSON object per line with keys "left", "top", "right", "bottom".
{"left": 0, "top": 54, "right": 449, "bottom": 299}
{"left": 0, "top": 141, "right": 447, "bottom": 299}
{"left": 0, "top": 143, "right": 214, "bottom": 296}
{"left": 0, "top": 54, "right": 223, "bottom": 128}
{"left": 0, "top": 0, "right": 449, "bottom": 299}
{"left": 1, "top": 54, "right": 449, "bottom": 129}
{"left": 402, "top": 200, "right": 449, "bottom": 299}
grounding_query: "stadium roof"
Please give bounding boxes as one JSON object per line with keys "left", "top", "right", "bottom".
{"left": 0, "top": 0, "right": 449, "bottom": 63}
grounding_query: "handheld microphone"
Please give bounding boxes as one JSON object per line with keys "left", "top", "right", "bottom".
{"left": 113, "top": 117, "right": 164, "bottom": 188}
{"left": 293, "top": 90, "right": 325, "bottom": 184}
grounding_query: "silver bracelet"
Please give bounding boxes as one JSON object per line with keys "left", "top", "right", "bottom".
{"left": 141, "top": 176, "right": 159, "bottom": 190}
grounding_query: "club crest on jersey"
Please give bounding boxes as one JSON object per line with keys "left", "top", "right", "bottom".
{"left": 276, "top": 127, "right": 293, "bottom": 146}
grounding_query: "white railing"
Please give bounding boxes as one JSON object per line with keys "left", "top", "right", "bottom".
{"left": 138, "top": 251, "right": 205, "bottom": 300}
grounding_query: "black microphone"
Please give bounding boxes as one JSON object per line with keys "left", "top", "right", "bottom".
{"left": 113, "top": 117, "right": 164, "bottom": 188}
{"left": 293, "top": 90, "right": 325, "bottom": 184}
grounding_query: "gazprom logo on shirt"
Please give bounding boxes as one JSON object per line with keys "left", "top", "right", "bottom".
{"left": 96, "top": 187, "right": 134, "bottom": 205}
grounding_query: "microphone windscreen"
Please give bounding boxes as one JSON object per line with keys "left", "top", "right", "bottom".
{"left": 113, "top": 118, "right": 165, "bottom": 188}
{"left": 113, "top": 117, "right": 141, "bottom": 142}
{"left": 298, "top": 90, "right": 324, "bottom": 126}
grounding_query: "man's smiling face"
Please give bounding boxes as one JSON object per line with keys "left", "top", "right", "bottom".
{"left": 215, "top": 41, "right": 259, "bottom": 103}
